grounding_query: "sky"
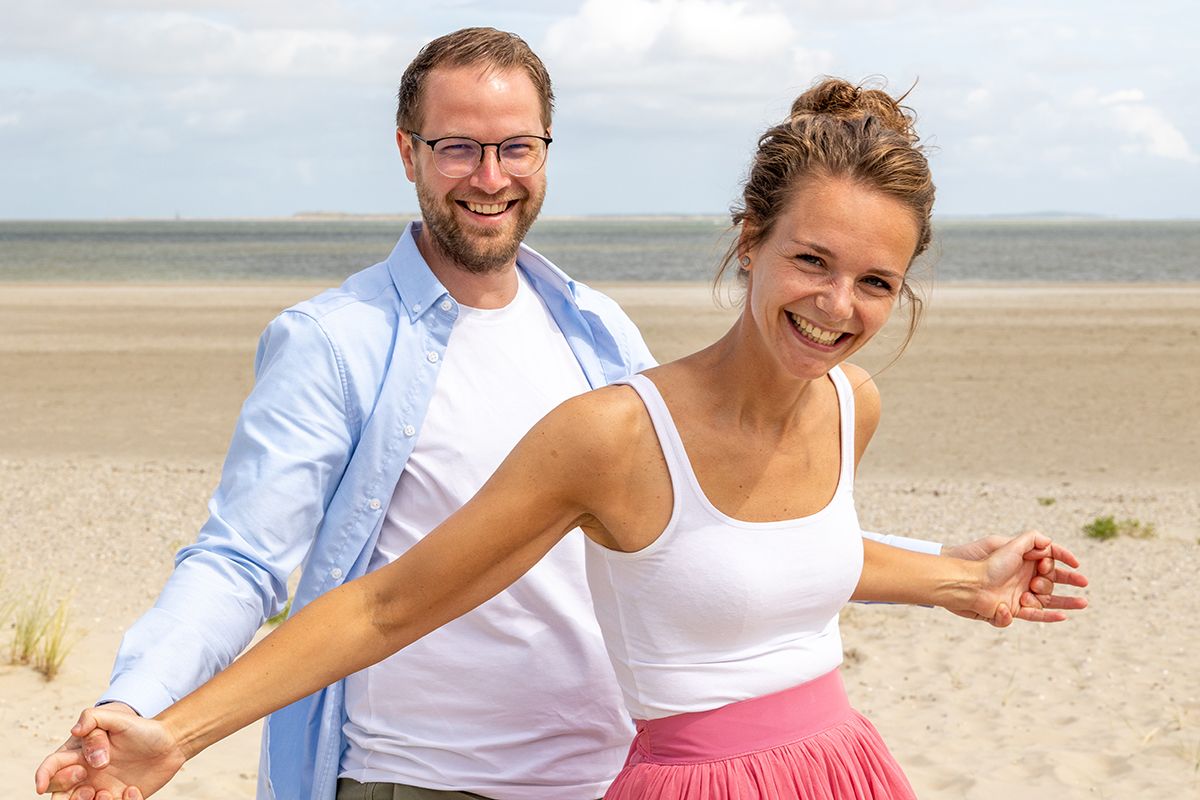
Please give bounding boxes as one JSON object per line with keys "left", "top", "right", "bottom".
{"left": 1, "top": 0, "right": 1197, "bottom": 219}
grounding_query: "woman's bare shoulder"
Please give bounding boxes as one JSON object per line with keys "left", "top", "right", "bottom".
{"left": 521, "top": 382, "right": 661, "bottom": 518}
{"left": 542, "top": 382, "right": 653, "bottom": 456}
{"left": 839, "top": 362, "right": 880, "bottom": 408}
{"left": 838, "top": 362, "right": 882, "bottom": 445}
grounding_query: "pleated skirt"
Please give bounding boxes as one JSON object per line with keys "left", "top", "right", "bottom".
{"left": 604, "top": 670, "right": 916, "bottom": 800}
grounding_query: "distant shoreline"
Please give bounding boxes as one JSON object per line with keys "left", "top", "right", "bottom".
{"left": 1, "top": 213, "right": 1198, "bottom": 223}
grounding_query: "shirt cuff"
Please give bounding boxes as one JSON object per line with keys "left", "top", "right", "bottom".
{"left": 99, "top": 675, "right": 177, "bottom": 719}
{"left": 860, "top": 529, "right": 944, "bottom": 556}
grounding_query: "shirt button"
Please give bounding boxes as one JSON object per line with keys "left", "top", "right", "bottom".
{"left": 412, "top": 303, "right": 422, "bottom": 313}
{"left": 426, "top": 351, "right": 439, "bottom": 363}
{"left": 439, "top": 299, "right": 452, "bottom": 312}
{"left": 403, "top": 424, "right": 416, "bottom": 437}
{"left": 368, "top": 498, "right": 382, "bottom": 510}
{"left": 330, "top": 568, "right": 344, "bottom": 580}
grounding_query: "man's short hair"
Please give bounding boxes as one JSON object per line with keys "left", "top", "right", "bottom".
{"left": 396, "top": 27, "right": 554, "bottom": 134}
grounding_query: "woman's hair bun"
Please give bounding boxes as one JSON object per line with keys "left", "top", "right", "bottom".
{"left": 789, "top": 77, "right": 918, "bottom": 142}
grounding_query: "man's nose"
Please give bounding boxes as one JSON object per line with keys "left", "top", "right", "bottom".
{"left": 469, "top": 146, "right": 510, "bottom": 195}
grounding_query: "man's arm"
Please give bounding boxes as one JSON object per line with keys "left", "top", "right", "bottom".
{"left": 41, "top": 310, "right": 357, "bottom": 793}
{"left": 861, "top": 529, "right": 942, "bottom": 555}
{"left": 103, "top": 310, "right": 355, "bottom": 713}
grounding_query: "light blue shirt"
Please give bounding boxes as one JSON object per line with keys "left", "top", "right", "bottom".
{"left": 101, "top": 222, "right": 656, "bottom": 799}
{"left": 100, "top": 221, "right": 937, "bottom": 799}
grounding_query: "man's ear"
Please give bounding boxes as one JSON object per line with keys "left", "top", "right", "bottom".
{"left": 397, "top": 129, "right": 417, "bottom": 183}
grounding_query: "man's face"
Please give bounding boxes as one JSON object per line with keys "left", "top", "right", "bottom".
{"left": 400, "top": 66, "right": 548, "bottom": 274}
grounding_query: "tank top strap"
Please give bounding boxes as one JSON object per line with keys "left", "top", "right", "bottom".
{"left": 825, "top": 365, "right": 857, "bottom": 492}
{"left": 614, "top": 374, "right": 693, "bottom": 506}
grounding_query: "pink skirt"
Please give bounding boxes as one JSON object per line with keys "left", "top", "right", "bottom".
{"left": 604, "top": 670, "right": 916, "bottom": 800}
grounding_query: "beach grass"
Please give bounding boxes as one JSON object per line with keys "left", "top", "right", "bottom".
{"left": 9, "top": 588, "right": 51, "bottom": 665}
{"left": 1083, "top": 515, "right": 1157, "bottom": 541}
{"left": 34, "top": 594, "right": 76, "bottom": 680}
{"left": 5, "top": 586, "right": 76, "bottom": 680}
{"left": 0, "top": 574, "right": 13, "bottom": 628}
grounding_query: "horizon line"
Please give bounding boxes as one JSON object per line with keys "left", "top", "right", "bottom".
{"left": 1, "top": 212, "right": 1197, "bottom": 223}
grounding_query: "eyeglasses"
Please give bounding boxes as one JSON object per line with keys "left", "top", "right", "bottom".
{"left": 408, "top": 132, "right": 553, "bottom": 178}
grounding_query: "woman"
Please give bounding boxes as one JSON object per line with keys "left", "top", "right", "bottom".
{"left": 38, "top": 79, "right": 1084, "bottom": 800}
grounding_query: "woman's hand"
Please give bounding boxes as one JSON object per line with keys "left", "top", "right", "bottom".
{"left": 35, "top": 707, "right": 185, "bottom": 799}
{"left": 943, "top": 532, "right": 1088, "bottom": 623}
{"left": 965, "top": 530, "right": 1058, "bottom": 627}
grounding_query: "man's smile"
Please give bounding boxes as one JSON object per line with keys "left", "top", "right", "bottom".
{"left": 457, "top": 199, "right": 519, "bottom": 217}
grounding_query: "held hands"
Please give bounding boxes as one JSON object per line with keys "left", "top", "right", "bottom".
{"left": 35, "top": 707, "right": 184, "bottom": 799}
{"left": 956, "top": 530, "right": 1087, "bottom": 627}
{"left": 944, "top": 532, "right": 1088, "bottom": 624}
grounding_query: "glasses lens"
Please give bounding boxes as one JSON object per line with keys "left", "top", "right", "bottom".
{"left": 498, "top": 136, "right": 548, "bottom": 177}
{"left": 431, "top": 138, "right": 481, "bottom": 178}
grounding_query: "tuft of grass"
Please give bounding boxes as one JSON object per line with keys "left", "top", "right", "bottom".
{"left": 1083, "top": 515, "right": 1119, "bottom": 541}
{"left": 1123, "top": 519, "right": 1157, "bottom": 539}
{"left": 0, "top": 574, "right": 14, "bottom": 631}
{"left": 1083, "top": 515, "right": 1157, "bottom": 541}
{"left": 266, "top": 598, "right": 292, "bottom": 627}
{"left": 1037, "top": 497, "right": 1057, "bottom": 507}
{"left": 9, "top": 589, "right": 51, "bottom": 665}
{"left": 34, "top": 595, "right": 75, "bottom": 680}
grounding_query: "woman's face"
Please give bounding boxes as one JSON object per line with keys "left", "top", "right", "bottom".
{"left": 743, "top": 174, "right": 920, "bottom": 381}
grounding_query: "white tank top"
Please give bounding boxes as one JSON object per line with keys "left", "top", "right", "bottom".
{"left": 584, "top": 367, "right": 865, "bottom": 721}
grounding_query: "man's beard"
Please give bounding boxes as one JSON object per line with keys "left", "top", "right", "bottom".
{"left": 416, "top": 181, "right": 545, "bottom": 274}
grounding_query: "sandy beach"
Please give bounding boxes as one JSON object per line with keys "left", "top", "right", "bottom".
{"left": 3, "top": 281, "right": 1199, "bottom": 798}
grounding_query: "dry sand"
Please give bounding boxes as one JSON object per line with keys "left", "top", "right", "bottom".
{"left": 2, "top": 281, "right": 1199, "bottom": 798}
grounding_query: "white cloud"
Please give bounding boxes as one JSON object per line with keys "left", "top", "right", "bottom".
{"left": 545, "top": 0, "right": 796, "bottom": 65}
{"left": 542, "top": 0, "right": 830, "bottom": 129}
{"left": 1, "top": 4, "right": 411, "bottom": 83}
{"left": 1091, "top": 88, "right": 1198, "bottom": 164}
{"left": 1109, "top": 104, "right": 1199, "bottom": 163}
{"left": 1098, "top": 89, "right": 1144, "bottom": 105}
{"left": 82, "top": 14, "right": 403, "bottom": 81}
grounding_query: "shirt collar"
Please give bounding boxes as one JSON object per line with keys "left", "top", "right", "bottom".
{"left": 386, "top": 221, "right": 446, "bottom": 322}
{"left": 386, "top": 220, "right": 578, "bottom": 322}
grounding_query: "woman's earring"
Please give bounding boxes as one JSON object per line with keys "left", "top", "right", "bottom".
{"left": 739, "top": 255, "right": 751, "bottom": 268}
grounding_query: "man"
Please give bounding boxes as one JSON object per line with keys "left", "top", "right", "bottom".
{"left": 39, "top": 27, "right": 1082, "bottom": 800}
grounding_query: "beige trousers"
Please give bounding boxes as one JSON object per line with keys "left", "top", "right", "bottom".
{"left": 336, "top": 779, "right": 495, "bottom": 800}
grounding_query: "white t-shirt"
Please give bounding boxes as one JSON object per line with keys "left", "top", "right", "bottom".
{"left": 340, "top": 272, "right": 633, "bottom": 799}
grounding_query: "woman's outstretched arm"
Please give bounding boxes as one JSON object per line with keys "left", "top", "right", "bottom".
{"left": 36, "top": 390, "right": 630, "bottom": 798}
{"left": 852, "top": 530, "right": 1084, "bottom": 626}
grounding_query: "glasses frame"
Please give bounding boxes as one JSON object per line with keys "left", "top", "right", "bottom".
{"left": 407, "top": 132, "right": 553, "bottom": 178}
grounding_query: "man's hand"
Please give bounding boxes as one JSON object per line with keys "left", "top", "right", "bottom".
{"left": 35, "top": 706, "right": 184, "bottom": 799}
{"left": 37, "top": 702, "right": 137, "bottom": 799}
{"left": 943, "top": 532, "right": 1088, "bottom": 623}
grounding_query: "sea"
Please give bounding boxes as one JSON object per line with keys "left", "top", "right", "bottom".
{"left": 0, "top": 218, "right": 1197, "bottom": 284}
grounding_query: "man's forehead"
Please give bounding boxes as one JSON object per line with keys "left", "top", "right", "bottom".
{"left": 426, "top": 62, "right": 525, "bottom": 91}
{"left": 419, "top": 64, "right": 544, "bottom": 131}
